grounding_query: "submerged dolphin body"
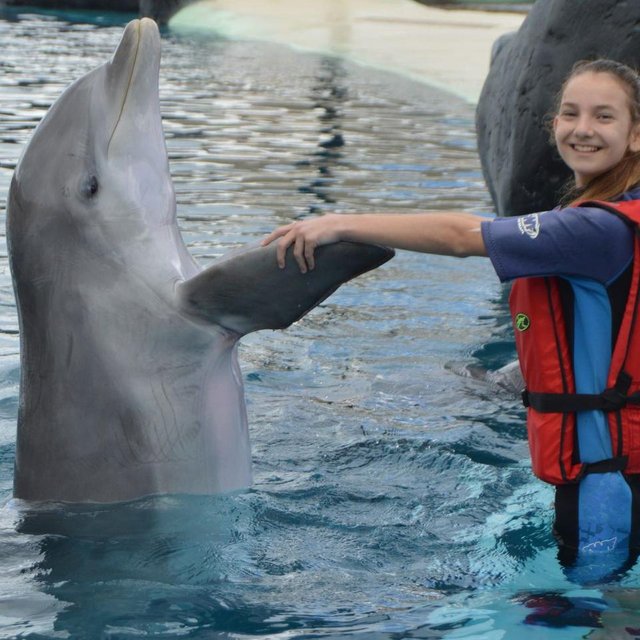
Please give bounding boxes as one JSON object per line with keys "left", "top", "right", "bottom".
{"left": 7, "top": 19, "right": 393, "bottom": 502}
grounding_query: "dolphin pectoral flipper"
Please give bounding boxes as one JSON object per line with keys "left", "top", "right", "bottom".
{"left": 178, "top": 241, "right": 394, "bottom": 335}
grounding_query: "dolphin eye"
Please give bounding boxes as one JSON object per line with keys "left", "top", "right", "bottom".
{"left": 81, "top": 175, "right": 99, "bottom": 199}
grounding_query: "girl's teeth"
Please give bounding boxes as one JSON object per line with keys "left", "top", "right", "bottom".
{"left": 573, "top": 144, "right": 599, "bottom": 152}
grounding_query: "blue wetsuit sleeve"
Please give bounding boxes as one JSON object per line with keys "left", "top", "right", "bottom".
{"left": 480, "top": 206, "right": 633, "bottom": 285}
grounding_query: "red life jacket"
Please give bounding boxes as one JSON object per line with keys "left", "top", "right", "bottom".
{"left": 510, "top": 199, "right": 640, "bottom": 485}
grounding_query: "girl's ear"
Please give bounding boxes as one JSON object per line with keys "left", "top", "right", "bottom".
{"left": 552, "top": 115, "right": 560, "bottom": 144}
{"left": 630, "top": 123, "right": 640, "bottom": 152}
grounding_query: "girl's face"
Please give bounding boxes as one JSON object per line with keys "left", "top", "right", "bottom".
{"left": 553, "top": 71, "right": 640, "bottom": 187}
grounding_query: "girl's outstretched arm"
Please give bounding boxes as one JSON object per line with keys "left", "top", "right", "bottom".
{"left": 261, "top": 212, "right": 488, "bottom": 273}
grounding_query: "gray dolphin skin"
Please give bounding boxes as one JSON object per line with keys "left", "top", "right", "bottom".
{"left": 6, "top": 19, "right": 394, "bottom": 502}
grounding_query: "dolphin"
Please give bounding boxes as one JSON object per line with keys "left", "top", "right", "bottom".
{"left": 6, "top": 18, "right": 393, "bottom": 503}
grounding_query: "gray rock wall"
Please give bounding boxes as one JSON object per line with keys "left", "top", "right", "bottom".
{"left": 476, "top": 0, "right": 640, "bottom": 216}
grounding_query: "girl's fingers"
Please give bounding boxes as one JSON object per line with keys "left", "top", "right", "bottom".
{"left": 293, "top": 235, "right": 308, "bottom": 273}
{"left": 304, "top": 241, "right": 316, "bottom": 272}
{"left": 261, "top": 230, "right": 278, "bottom": 246}
{"left": 263, "top": 220, "right": 323, "bottom": 271}
{"left": 276, "top": 232, "right": 293, "bottom": 269}
{"left": 261, "top": 223, "right": 293, "bottom": 247}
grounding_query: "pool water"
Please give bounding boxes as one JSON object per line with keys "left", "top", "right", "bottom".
{"left": 1, "top": 9, "right": 638, "bottom": 640}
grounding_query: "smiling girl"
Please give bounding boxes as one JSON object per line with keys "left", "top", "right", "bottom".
{"left": 263, "top": 59, "right": 640, "bottom": 583}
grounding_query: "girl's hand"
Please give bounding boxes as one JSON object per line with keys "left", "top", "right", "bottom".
{"left": 261, "top": 215, "right": 343, "bottom": 273}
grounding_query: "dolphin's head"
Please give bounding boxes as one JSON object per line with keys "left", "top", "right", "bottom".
{"left": 9, "top": 19, "right": 174, "bottom": 249}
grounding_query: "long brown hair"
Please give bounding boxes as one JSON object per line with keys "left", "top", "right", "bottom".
{"left": 552, "top": 59, "right": 640, "bottom": 206}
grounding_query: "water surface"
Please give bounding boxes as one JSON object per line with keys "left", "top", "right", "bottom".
{"left": 0, "top": 10, "right": 631, "bottom": 640}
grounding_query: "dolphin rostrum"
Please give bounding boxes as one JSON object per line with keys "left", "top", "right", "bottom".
{"left": 6, "top": 18, "right": 393, "bottom": 502}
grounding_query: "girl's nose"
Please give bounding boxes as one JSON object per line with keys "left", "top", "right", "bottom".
{"left": 574, "top": 115, "right": 595, "bottom": 137}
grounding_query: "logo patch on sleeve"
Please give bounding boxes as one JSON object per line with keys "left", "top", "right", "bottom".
{"left": 517, "top": 213, "right": 540, "bottom": 239}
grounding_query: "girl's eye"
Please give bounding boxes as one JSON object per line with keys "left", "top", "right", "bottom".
{"left": 560, "top": 111, "right": 577, "bottom": 118}
{"left": 598, "top": 113, "right": 614, "bottom": 121}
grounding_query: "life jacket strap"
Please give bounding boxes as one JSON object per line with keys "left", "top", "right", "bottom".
{"left": 522, "top": 371, "right": 638, "bottom": 413}
{"left": 581, "top": 456, "right": 629, "bottom": 476}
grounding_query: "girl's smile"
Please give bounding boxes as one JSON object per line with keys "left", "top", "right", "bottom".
{"left": 554, "top": 71, "right": 640, "bottom": 187}
{"left": 571, "top": 144, "right": 601, "bottom": 152}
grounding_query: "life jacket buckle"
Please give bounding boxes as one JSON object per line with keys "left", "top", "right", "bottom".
{"left": 600, "top": 387, "right": 628, "bottom": 411}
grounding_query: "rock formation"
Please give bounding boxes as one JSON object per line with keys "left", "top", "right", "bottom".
{"left": 477, "top": 0, "right": 640, "bottom": 216}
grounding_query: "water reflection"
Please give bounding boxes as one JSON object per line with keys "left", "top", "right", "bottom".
{"left": 5, "top": 497, "right": 282, "bottom": 638}
{"left": 298, "top": 57, "right": 347, "bottom": 213}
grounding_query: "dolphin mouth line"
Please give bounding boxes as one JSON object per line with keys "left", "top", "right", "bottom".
{"left": 107, "top": 20, "right": 142, "bottom": 156}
